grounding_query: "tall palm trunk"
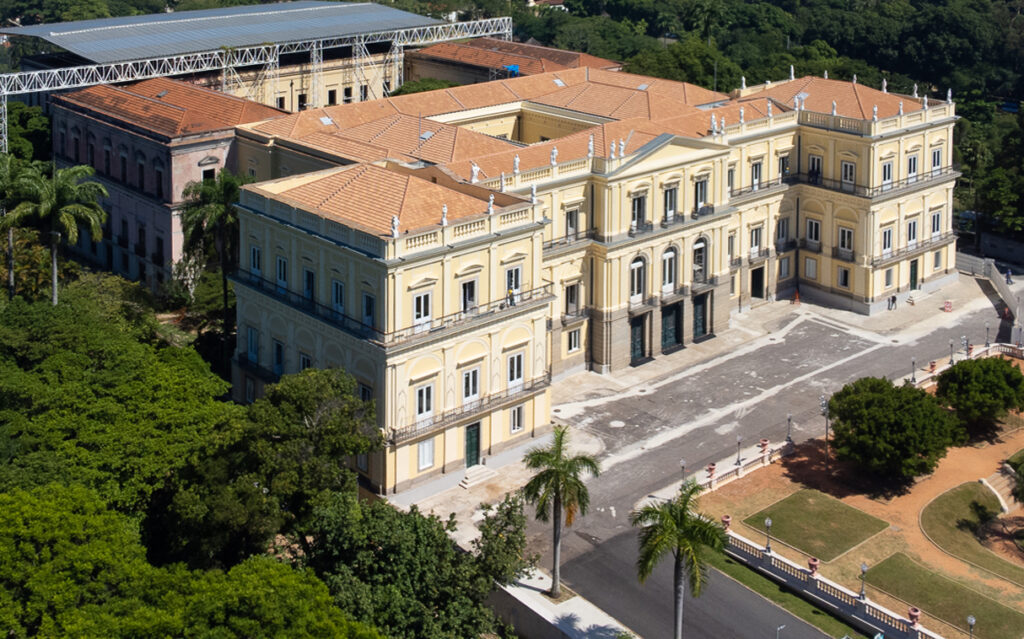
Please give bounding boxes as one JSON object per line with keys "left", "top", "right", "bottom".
{"left": 551, "top": 491, "right": 562, "bottom": 598}
{"left": 50, "top": 238, "right": 58, "bottom": 306}
{"left": 6, "top": 226, "right": 13, "bottom": 299}
{"left": 674, "top": 554, "right": 685, "bottom": 639}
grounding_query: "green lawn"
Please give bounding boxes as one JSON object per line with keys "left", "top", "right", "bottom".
{"left": 921, "top": 482, "right": 1024, "bottom": 587}
{"left": 707, "top": 553, "right": 867, "bottom": 639}
{"left": 1009, "top": 448, "right": 1024, "bottom": 470}
{"left": 866, "top": 553, "right": 1024, "bottom": 639}
{"left": 744, "top": 489, "right": 889, "bottom": 562}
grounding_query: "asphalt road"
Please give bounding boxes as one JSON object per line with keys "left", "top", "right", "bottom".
{"left": 562, "top": 529, "right": 828, "bottom": 639}
{"left": 529, "top": 295, "right": 1013, "bottom": 639}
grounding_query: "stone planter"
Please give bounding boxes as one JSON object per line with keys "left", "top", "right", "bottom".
{"left": 807, "top": 557, "right": 820, "bottom": 576}
{"left": 929, "top": 360, "right": 937, "bottom": 372}
{"left": 908, "top": 607, "right": 921, "bottom": 627}
{"left": 721, "top": 515, "right": 731, "bottom": 530}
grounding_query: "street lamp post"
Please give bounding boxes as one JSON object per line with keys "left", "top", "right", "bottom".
{"left": 911, "top": 357, "right": 917, "bottom": 383}
{"left": 950, "top": 338, "right": 955, "bottom": 365}
{"left": 860, "top": 562, "right": 868, "bottom": 599}
{"left": 679, "top": 458, "right": 686, "bottom": 484}
{"left": 786, "top": 413, "right": 793, "bottom": 443}
{"left": 735, "top": 435, "right": 742, "bottom": 466}
{"left": 986, "top": 322, "right": 990, "bottom": 348}
{"left": 967, "top": 615, "right": 976, "bottom": 639}
{"left": 820, "top": 394, "right": 830, "bottom": 475}
{"left": 764, "top": 516, "right": 773, "bottom": 553}
{"left": 961, "top": 334, "right": 969, "bottom": 358}
{"left": 776, "top": 624, "right": 786, "bottom": 639}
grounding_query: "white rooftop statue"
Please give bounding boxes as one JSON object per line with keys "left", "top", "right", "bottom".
{"left": 470, "top": 162, "right": 480, "bottom": 183}
{"left": 618, "top": 138, "right": 625, "bottom": 156}
{"left": 852, "top": 74, "right": 857, "bottom": 84}
{"left": 391, "top": 215, "right": 399, "bottom": 238}
{"left": 487, "top": 194, "right": 494, "bottom": 215}
{"left": 741, "top": 76, "right": 746, "bottom": 89}
{"left": 710, "top": 114, "right": 717, "bottom": 133}
{"left": 441, "top": 204, "right": 448, "bottom": 226}
{"left": 766, "top": 102, "right": 772, "bottom": 117}
{"left": 923, "top": 95, "right": 929, "bottom": 108}
{"left": 789, "top": 65, "right": 795, "bottom": 81}
{"left": 831, "top": 100, "right": 837, "bottom": 116}
{"left": 587, "top": 134, "right": 594, "bottom": 158}
{"left": 824, "top": 70, "right": 828, "bottom": 79}
{"left": 913, "top": 83, "right": 919, "bottom": 98}
{"left": 499, "top": 172, "right": 505, "bottom": 192}
{"left": 882, "top": 78, "right": 887, "bottom": 93}
{"left": 550, "top": 146, "right": 558, "bottom": 166}
{"left": 530, "top": 183, "right": 537, "bottom": 204}
{"left": 947, "top": 88, "right": 952, "bottom": 104}
{"left": 609, "top": 142, "right": 616, "bottom": 159}
{"left": 872, "top": 104, "right": 878, "bottom": 121}
{"left": 898, "top": 101, "right": 904, "bottom": 116}
{"left": 739, "top": 106, "right": 745, "bottom": 123}
{"left": 513, "top": 154, "right": 520, "bottom": 174}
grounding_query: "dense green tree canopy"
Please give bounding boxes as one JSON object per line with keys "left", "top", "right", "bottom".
{"left": 829, "top": 377, "right": 964, "bottom": 482}
{"left": 936, "top": 357, "right": 1024, "bottom": 431}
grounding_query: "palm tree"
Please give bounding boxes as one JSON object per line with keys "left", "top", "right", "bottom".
{"left": 522, "top": 425, "right": 600, "bottom": 597}
{"left": 180, "top": 170, "right": 246, "bottom": 329}
{"left": 1, "top": 164, "right": 107, "bottom": 306}
{"left": 0, "top": 153, "right": 24, "bottom": 299}
{"left": 630, "top": 479, "right": 727, "bottom": 639}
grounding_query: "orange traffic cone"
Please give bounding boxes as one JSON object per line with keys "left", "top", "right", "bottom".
{"left": 793, "top": 290, "right": 801, "bottom": 305}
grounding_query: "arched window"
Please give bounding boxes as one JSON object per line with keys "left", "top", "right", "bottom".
{"left": 693, "top": 239, "right": 707, "bottom": 283}
{"left": 662, "top": 248, "right": 677, "bottom": 293}
{"left": 630, "top": 256, "right": 646, "bottom": 302}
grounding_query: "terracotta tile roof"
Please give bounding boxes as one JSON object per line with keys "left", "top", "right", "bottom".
{"left": 409, "top": 37, "right": 619, "bottom": 75}
{"left": 739, "top": 76, "right": 922, "bottom": 120}
{"left": 653, "top": 99, "right": 780, "bottom": 137}
{"left": 337, "top": 114, "right": 519, "bottom": 164}
{"left": 248, "top": 163, "right": 498, "bottom": 235}
{"left": 55, "top": 77, "right": 283, "bottom": 137}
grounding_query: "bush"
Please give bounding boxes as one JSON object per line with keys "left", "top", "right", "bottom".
{"left": 936, "top": 357, "right": 1024, "bottom": 433}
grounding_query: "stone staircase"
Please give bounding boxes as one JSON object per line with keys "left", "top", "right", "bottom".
{"left": 459, "top": 463, "right": 497, "bottom": 489}
{"left": 982, "top": 465, "right": 1023, "bottom": 513}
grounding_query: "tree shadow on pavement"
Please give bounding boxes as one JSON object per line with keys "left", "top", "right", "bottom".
{"left": 554, "top": 612, "right": 632, "bottom": 639}
{"left": 779, "top": 440, "right": 913, "bottom": 501}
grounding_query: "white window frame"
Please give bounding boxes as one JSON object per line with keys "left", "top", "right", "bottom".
{"left": 837, "top": 266, "right": 850, "bottom": 289}
{"left": 661, "top": 249, "right": 677, "bottom": 293}
{"left": 247, "top": 326, "right": 259, "bottom": 363}
{"left": 332, "top": 280, "right": 345, "bottom": 316}
{"left": 841, "top": 161, "right": 855, "bottom": 191}
{"left": 461, "top": 279, "right": 478, "bottom": 313}
{"left": 629, "top": 257, "right": 646, "bottom": 303}
{"left": 808, "top": 154, "right": 823, "bottom": 176}
{"left": 463, "top": 368, "right": 480, "bottom": 403}
{"left": 250, "top": 245, "right": 262, "bottom": 275}
{"left": 276, "top": 256, "right": 287, "bottom": 292}
{"left": 750, "top": 226, "right": 762, "bottom": 255}
{"left": 663, "top": 186, "right": 677, "bottom": 220}
{"left": 299, "top": 352, "right": 312, "bottom": 370}
{"left": 805, "top": 257, "right": 818, "bottom": 280}
{"left": 727, "top": 167, "right": 735, "bottom": 193}
{"left": 362, "top": 293, "right": 375, "bottom": 328}
{"left": 510, "top": 405, "right": 524, "bottom": 433}
{"left": 933, "top": 250, "right": 942, "bottom": 270}
{"left": 751, "top": 161, "right": 762, "bottom": 190}
{"left": 777, "top": 217, "right": 789, "bottom": 242}
{"left": 566, "top": 208, "right": 579, "bottom": 238}
{"left": 779, "top": 256, "right": 790, "bottom": 279}
{"left": 631, "top": 195, "right": 646, "bottom": 229}
{"left": 505, "top": 266, "right": 522, "bottom": 305}
{"left": 931, "top": 211, "right": 942, "bottom": 237}
{"left": 507, "top": 352, "right": 524, "bottom": 392}
{"left": 907, "top": 155, "right": 918, "bottom": 183}
{"left": 694, "top": 178, "right": 708, "bottom": 210}
{"left": 568, "top": 328, "right": 581, "bottom": 352}
{"left": 881, "top": 161, "right": 893, "bottom": 190}
{"left": 885, "top": 268, "right": 894, "bottom": 288}
{"left": 907, "top": 219, "right": 918, "bottom": 247}
{"left": 931, "top": 148, "right": 942, "bottom": 175}
{"left": 413, "top": 291, "right": 432, "bottom": 333}
{"left": 806, "top": 218, "right": 821, "bottom": 242}
{"left": 565, "top": 282, "right": 580, "bottom": 315}
{"left": 839, "top": 227, "right": 854, "bottom": 251}
{"left": 416, "top": 384, "right": 434, "bottom": 422}
{"left": 882, "top": 227, "right": 893, "bottom": 256}
{"left": 417, "top": 438, "right": 434, "bottom": 470}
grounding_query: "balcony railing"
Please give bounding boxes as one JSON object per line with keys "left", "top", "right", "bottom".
{"left": 561, "top": 306, "right": 590, "bottom": 325}
{"left": 628, "top": 295, "right": 659, "bottom": 311}
{"left": 391, "top": 372, "right": 551, "bottom": 444}
{"left": 729, "top": 177, "right": 788, "bottom": 199}
{"left": 233, "top": 269, "right": 553, "bottom": 347}
{"left": 233, "top": 269, "right": 386, "bottom": 343}
{"left": 870, "top": 232, "right": 955, "bottom": 267}
{"left": 800, "top": 238, "right": 822, "bottom": 253}
{"left": 775, "top": 239, "right": 797, "bottom": 253}
{"left": 543, "top": 229, "right": 595, "bottom": 251}
{"left": 235, "top": 353, "right": 281, "bottom": 384}
{"left": 832, "top": 246, "right": 855, "bottom": 262}
{"left": 691, "top": 273, "right": 718, "bottom": 292}
{"left": 729, "top": 256, "right": 742, "bottom": 269}
{"left": 791, "top": 166, "right": 958, "bottom": 199}
{"left": 628, "top": 220, "right": 654, "bottom": 237}
{"left": 692, "top": 204, "right": 716, "bottom": 219}
{"left": 748, "top": 247, "right": 770, "bottom": 263}
{"left": 863, "top": 167, "right": 958, "bottom": 197}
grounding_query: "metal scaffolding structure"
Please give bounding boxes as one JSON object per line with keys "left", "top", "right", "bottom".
{"left": 0, "top": 16, "right": 512, "bottom": 151}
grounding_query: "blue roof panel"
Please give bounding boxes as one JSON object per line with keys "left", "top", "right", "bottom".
{"left": 1, "top": 1, "right": 440, "bottom": 64}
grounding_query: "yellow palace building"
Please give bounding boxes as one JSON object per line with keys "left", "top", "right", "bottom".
{"left": 230, "top": 66, "right": 958, "bottom": 494}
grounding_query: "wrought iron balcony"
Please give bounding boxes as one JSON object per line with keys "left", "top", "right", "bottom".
{"left": 790, "top": 166, "right": 958, "bottom": 199}
{"left": 692, "top": 204, "right": 716, "bottom": 219}
{"left": 775, "top": 239, "right": 797, "bottom": 253}
{"left": 561, "top": 306, "right": 590, "bottom": 325}
{"left": 543, "top": 229, "right": 595, "bottom": 251}
{"left": 235, "top": 353, "right": 281, "bottom": 384}
{"left": 870, "top": 232, "right": 955, "bottom": 267}
{"left": 748, "top": 247, "right": 770, "bottom": 264}
{"left": 729, "top": 256, "right": 742, "bottom": 269}
{"left": 628, "top": 220, "right": 654, "bottom": 237}
{"left": 832, "top": 246, "right": 855, "bottom": 262}
{"left": 391, "top": 372, "right": 551, "bottom": 444}
{"left": 800, "top": 238, "right": 822, "bottom": 253}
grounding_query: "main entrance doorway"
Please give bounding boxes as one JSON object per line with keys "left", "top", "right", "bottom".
{"left": 909, "top": 259, "right": 919, "bottom": 291}
{"left": 465, "top": 423, "right": 480, "bottom": 468}
{"left": 751, "top": 266, "right": 765, "bottom": 299}
{"left": 630, "top": 315, "right": 646, "bottom": 363}
{"left": 693, "top": 293, "right": 709, "bottom": 339}
{"left": 661, "top": 303, "right": 682, "bottom": 351}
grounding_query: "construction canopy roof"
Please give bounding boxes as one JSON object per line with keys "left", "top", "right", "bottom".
{"left": 0, "top": 1, "right": 439, "bottom": 64}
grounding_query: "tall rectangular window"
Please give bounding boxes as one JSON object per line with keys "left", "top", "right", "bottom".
{"left": 276, "top": 256, "right": 287, "bottom": 291}
{"left": 299, "top": 352, "right": 312, "bottom": 370}
{"left": 808, "top": 155, "right": 822, "bottom": 181}
{"left": 327, "top": 89, "right": 337, "bottom": 105}
{"left": 505, "top": 267, "right": 521, "bottom": 304}
{"left": 777, "top": 217, "right": 789, "bottom": 241}
{"left": 461, "top": 280, "right": 477, "bottom": 312}
{"left": 565, "top": 283, "right": 579, "bottom": 314}
{"left": 416, "top": 384, "right": 434, "bottom": 421}
{"left": 137, "top": 162, "right": 145, "bottom": 191}
{"left": 303, "top": 269, "right": 315, "bottom": 301}
{"left": 839, "top": 227, "right": 854, "bottom": 251}
{"left": 298, "top": 93, "right": 308, "bottom": 110}
{"left": 418, "top": 438, "right": 434, "bottom": 470}
{"left": 727, "top": 167, "right": 735, "bottom": 192}
{"left": 104, "top": 148, "right": 111, "bottom": 175}
{"left": 728, "top": 233, "right": 735, "bottom": 258}
{"left": 751, "top": 161, "right": 762, "bottom": 190}
{"left": 510, "top": 405, "right": 524, "bottom": 433}
{"left": 693, "top": 178, "right": 708, "bottom": 210}
{"left": 806, "top": 219, "right": 821, "bottom": 242}
{"left": 343, "top": 87, "right": 353, "bottom": 103}
{"left": 907, "top": 155, "right": 918, "bottom": 182}
{"left": 907, "top": 220, "right": 918, "bottom": 245}
{"left": 661, "top": 250, "right": 676, "bottom": 291}
{"left": 805, "top": 257, "right": 818, "bottom": 280}
{"left": 363, "top": 294, "right": 375, "bottom": 328}
{"left": 359, "top": 85, "right": 368, "bottom": 101}
{"left": 154, "top": 168, "right": 164, "bottom": 199}
{"left": 778, "top": 155, "right": 790, "bottom": 177}
{"left": 779, "top": 256, "right": 790, "bottom": 279}
{"left": 663, "top": 187, "right": 677, "bottom": 219}
{"left": 507, "top": 353, "right": 524, "bottom": 390}
{"left": 882, "top": 227, "right": 893, "bottom": 254}
{"left": 631, "top": 195, "right": 646, "bottom": 228}
{"left": 841, "top": 161, "right": 855, "bottom": 191}
{"left": 931, "top": 211, "right": 942, "bottom": 236}
{"left": 120, "top": 155, "right": 127, "bottom": 182}
{"left": 413, "top": 292, "right": 432, "bottom": 331}
{"left": 568, "top": 329, "right": 580, "bottom": 352}
{"left": 276, "top": 96, "right": 286, "bottom": 110}
{"left": 273, "top": 340, "right": 284, "bottom": 375}
{"left": 750, "top": 226, "right": 762, "bottom": 251}
{"left": 882, "top": 161, "right": 893, "bottom": 190}
{"left": 934, "top": 250, "right": 942, "bottom": 270}
{"left": 463, "top": 368, "right": 479, "bottom": 402}
{"left": 837, "top": 267, "right": 850, "bottom": 288}
{"left": 885, "top": 268, "right": 894, "bottom": 288}
{"left": 332, "top": 280, "right": 344, "bottom": 314}
{"left": 247, "top": 327, "right": 259, "bottom": 363}
{"left": 566, "top": 208, "right": 579, "bottom": 237}
{"left": 932, "top": 148, "right": 942, "bottom": 173}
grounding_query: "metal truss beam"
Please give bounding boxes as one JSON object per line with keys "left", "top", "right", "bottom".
{"left": 383, "top": 42, "right": 403, "bottom": 97}
{"left": 0, "top": 17, "right": 512, "bottom": 97}
{"left": 308, "top": 40, "right": 323, "bottom": 107}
